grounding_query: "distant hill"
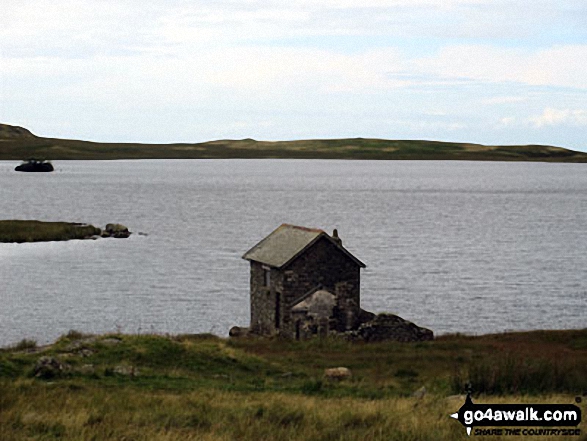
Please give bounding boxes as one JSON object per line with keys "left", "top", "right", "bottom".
{"left": 1, "top": 123, "right": 586, "bottom": 162}
{"left": 0, "top": 123, "right": 36, "bottom": 139}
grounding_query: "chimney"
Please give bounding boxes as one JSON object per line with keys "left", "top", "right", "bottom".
{"left": 332, "top": 228, "right": 342, "bottom": 246}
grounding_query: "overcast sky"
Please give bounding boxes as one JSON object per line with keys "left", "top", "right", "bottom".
{"left": 1, "top": 0, "right": 586, "bottom": 150}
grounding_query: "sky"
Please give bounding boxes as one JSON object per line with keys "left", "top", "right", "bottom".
{"left": 1, "top": 0, "right": 586, "bottom": 151}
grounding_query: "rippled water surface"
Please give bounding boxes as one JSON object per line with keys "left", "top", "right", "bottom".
{"left": 1, "top": 159, "right": 585, "bottom": 346}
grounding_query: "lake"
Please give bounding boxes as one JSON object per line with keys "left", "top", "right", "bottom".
{"left": 0, "top": 159, "right": 585, "bottom": 346}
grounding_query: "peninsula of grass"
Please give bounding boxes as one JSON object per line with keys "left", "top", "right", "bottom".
{"left": 0, "top": 220, "right": 101, "bottom": 243}
{"left": 2, "top": 123, "right": 587, "bottom": 162}
{"left": 1, "top": 329, "right": 585, "bottom": 440}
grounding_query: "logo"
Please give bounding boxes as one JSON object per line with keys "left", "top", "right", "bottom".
{"left": 450, "top": 393, "right": 582, "bottom": 437}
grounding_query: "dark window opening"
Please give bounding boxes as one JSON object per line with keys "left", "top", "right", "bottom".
{"left": 275, "top": 292, "right": 281, "bottom": 329}
{"left": 295, "top": 320, "right": 300, "bottom": 340}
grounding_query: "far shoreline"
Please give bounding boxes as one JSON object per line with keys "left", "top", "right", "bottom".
{"left": 1, "top": 123, "right": 586, "bottom": 163}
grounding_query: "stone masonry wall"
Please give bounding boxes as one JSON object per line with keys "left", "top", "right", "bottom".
{"left": 250, "top": 261, "right": 277, "bottom": 335}
{"left": 278, "top": 237, "right": 361, "bottom": 338}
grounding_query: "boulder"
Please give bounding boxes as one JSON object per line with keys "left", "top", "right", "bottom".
{"left": 351, "top": 313, "right": 433, "bottom": 343}
{"left": 357, "top": 308, "right": 376, "bottom": 325}
{"left": 33, "top": 356, "right": 71, "bottom": 379}
{"left": 113, "top": 365, "right": 139, "bottom": 377}
{"left": 65, "top": 337, "right": 97, "bottom": 351}
{"left": 324, "top": 367, "right": 352, "bottom": 381}
{"left": 104, "top": 224, "right": 130, "bottom": 238}
{"left": 229, "top": 326, "right": 250, "bottom": 338}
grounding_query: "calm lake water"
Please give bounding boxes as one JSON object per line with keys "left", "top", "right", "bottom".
{"left": 0, "top": 160, "right": 586, "bottom": 346}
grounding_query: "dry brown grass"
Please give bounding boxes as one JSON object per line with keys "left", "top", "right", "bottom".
{"left": 1, "top": 330, "right": 585, "bottom": 440}
{"left": 1, "top": 381, "right": 583, "bottom": 441}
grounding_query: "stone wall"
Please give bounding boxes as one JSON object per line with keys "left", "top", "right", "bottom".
{"left": 249, "top": 261, "right": 279, "bottom": 335}
{"left": 279, "top": 237, "right": 361, "bottom": 338}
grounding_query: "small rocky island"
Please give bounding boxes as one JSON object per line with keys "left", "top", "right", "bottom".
{"left": 15, "top": 159, "right": 54, "bottom": 172}
{"left": 0, "top": 220, "right": 131, "bottom": 243}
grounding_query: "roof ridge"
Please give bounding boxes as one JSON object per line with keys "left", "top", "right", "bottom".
{"left": 243, "top": 224, "right": 365, "bottom": 269}
{"left": 280, "top": 223, "right": 325, "bottom": 234}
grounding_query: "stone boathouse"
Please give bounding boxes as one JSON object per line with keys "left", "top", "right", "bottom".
{"left": 236, "top": 224, "right": 434, "bottom": 342}
{"left": 242, "top": 224, "right": 368, "bottom": 339}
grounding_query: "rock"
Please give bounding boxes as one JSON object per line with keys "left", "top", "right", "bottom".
{"left": 113, "top": 365, "right": 138, "bottom": 377}
{"left": 412, "top": 386, "right": 427, "bottom": 399}
{"left": 357, "top": 308, "right": 376, "bottom": 325}
{"left": 324, "top": 367, "right": 352, "bottom": 381}
{"left": 65, "top": 336, "right": 97, "bottom": 352}
{"left": 352, "top": 313, "right": 434, "bottom": 343}
{"left": 104, "top": 223, "right": 131, "bottom": 238}
{"left": 229, "top": 326, "right": 250, "bottom": 338}
{"left": 34, "top": 356, "right": 71, "bottom": 379}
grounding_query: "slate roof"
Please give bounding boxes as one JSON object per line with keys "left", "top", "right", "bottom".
{"left": 242, "top": 224, "right": 366, "bottom": 269}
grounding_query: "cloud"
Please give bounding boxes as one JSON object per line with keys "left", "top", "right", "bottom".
{"left": 388, "top": 119, "right": 467, "bottom": 131}
{"left": 482, "top": 96, "right": 528, "bottom": 105}
{"left": 528, "top": 108, "right": 587, "bottom": 127}
{"left": 1, "top": 0, "right": 587, "bottom": 150}
{"left": 290, "top": 0, "right": 489, "bottom": 8}
{"left": 2, "top": 1, "right": 586, "bottom": 57}
{"left": 498, "top": 117, "right": 517, "bottom": 127}
{"left": 412, "top": 45, "right": 587, "bottom": 90}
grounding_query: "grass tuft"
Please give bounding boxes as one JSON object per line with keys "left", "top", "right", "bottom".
{"left": 12, "top": 339, "right": 37, "bottom": 351}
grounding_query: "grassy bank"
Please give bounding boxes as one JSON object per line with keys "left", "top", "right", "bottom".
{"left": 1, "top": 330, "right": 585, "bottom": 440}
{"left": 2, "top": 123, "right": 587, "bottom": 162}
{"left": 0, "top": 220, "right": 101, "bottom": 243}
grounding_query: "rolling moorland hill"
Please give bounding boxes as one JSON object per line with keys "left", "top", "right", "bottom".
{"left": 1, "top": 123, "right": 586, "bottom": 162}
